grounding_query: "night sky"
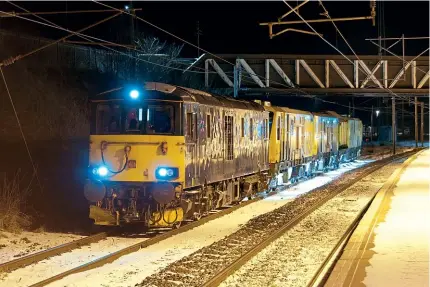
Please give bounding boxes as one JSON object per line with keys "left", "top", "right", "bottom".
{"left": 0, "top": 1, "right": 428, "bottom": 126}
{"left": 1, "top": 1, "right": 428, "bottom": 57}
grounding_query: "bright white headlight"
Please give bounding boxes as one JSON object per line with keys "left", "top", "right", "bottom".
{"left": 97, "top": 166, "right": 108, "bottom": 177}
{"left": 129, "top": 90, "right": 139, "bottom": 99}
{"left": 158, "top": 168, "right": 167, "bottom": 177}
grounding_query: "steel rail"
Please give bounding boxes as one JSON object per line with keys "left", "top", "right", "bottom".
{"left": 201, "top": 149, "right": 422, "bottom": 287}
{"left": 21, "top": 149, "right": 419, "bottom": 287}
{"left": 306, "top": 149, "right": 424, "bottom": 287}
{"left": 27, "top": 198, "right": 261, "bottom": 287}
{"left": 0, "top": 232, "right": 108, "bottom": 273}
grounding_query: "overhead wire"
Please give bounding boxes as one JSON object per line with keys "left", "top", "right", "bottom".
{"left": 3, "top": 2, "right": 420, "bottom": 116}
{"left": 0, "top": 11, "right": 123, "bottom": 67}
{"left": 2, "top": 4, "right": 364, "bottom": 114}
{"left": 92, "top": 0, "right": 385, "bottom": 114}
{"left": 367, "top": 40, "right": 429, "bottom": 75}
{"left": 315, "top": 0, "right": 428, "bottom": 121}
{"left": 316, "top": 0, "right": 429, "bottom": 111}
{"left": 0, "top": 67, "right": 44, "bottom": 192}
{"left": 286, "top": 0, "right": 428, "bottom": 109}
{"left": 6, "top": 1, "right": 427, "bottom": 114}
{"left": 1, "top": 4, "right": 215, "bottom": 74}
{"left": 92, "top": 0, "right": 236, "bottom": 67}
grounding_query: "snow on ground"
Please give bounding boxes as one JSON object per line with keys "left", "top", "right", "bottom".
{"left": 362, "top": 149, "right": 430, "bottom": 287}
{"left": 42, "top": 160, "right": 371, "bottom": 287}
{"left": 0, "top": 236, "right": 145, "bottom": 286}
{"left": 0, "top": 231, "right": 83, "bottom": 264}
{"left": 219, "top": 159, "right": 404, "bottom": 287}
{"left": 0, "top": 147, "right": 404, "bottom": 287}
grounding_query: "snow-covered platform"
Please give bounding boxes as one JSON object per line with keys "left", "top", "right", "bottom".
{"left": 325, "top": 149, "right": 430, "bottom": 287}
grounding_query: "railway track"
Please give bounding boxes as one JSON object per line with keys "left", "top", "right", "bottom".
{"left": 306, "top": 149, "right": 424, "bottom": 287}
{"left": 0, "top": 232, "right": 108, "bottom": 273}
{"left": 23, "top": 198, "right": 259, "bottom": 287}
{"left": 134, "top": 149, "right": 420, "bottom": 287}
{"left": 199, "top": 149, "right": 422, "bottom": 287}
{"left": 3, "top": 150, "right": 418, "bottom": 287}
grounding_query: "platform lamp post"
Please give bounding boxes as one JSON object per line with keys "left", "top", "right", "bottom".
{"left": 375, "top": 109, "right": 380, "bottom": 142}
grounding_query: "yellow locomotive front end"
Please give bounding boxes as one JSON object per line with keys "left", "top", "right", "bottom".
{"left": 85, "top": 84, "right": 186, "bottom": 228}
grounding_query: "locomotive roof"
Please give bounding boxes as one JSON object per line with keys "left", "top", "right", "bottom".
{"left": 94, "top": 82, "right": 264, "bottom": 112}
{"left": 263, "top": 105, "right": 313, "bottom": 116}
{"left": 312, "top": 111, "right": 338, "bottom": 118}
{"left": 325, "top": 111, "right": 349, "bottom": 122}
{"left": 325, "top": 111, "right": 361, "bottom": 122}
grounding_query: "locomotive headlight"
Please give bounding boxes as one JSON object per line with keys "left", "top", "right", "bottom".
{"left": 98, "top": 166, "right": 108, "bottom": 176}
{"left": 155, "top": 167, "right": 179, "bottom": 180}
{"left": 158, "top": 168, "right": 168, "bottom": 177}
{"left": 93, "top": 166, "right": 108, "bottom": 177}
{"left": 129, "top": 89, "right": 139, "bottom": 99}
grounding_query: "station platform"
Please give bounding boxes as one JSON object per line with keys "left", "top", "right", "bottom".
{"left": 325, "top": 149, "right": 430, "bottom": 287}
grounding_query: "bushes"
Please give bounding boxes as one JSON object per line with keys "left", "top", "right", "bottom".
{"left": 0, "top": 171, "right": 32, "bottom": 233}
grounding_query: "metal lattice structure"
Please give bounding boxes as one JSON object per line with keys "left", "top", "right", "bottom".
{"left": 193, "top": 54, "right": 430, "bottom": 97}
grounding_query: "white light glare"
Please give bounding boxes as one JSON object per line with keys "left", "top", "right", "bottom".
{"left": 158, "top": 168, "right": 167, "bottom": 177}
{"left": 130, "top": 90, "right": 139, "bottom": 99}
{"left": 376, "top": 110, "right": 380, "bottom": 117}
{"left": 97, "top": 166, "right": 108, "bottom": 176}
{"left": 125, "top": 5, "right": 130, "bottom": 10}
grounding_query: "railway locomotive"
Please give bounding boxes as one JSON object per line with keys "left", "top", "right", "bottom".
{"left": 84, "top": 82, "right": 362, "bottom": 228}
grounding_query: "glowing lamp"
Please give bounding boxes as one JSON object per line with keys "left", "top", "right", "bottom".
{"left": 375, "top": 110, "right": 380, "bottom": 117}
{"left": 130, "top": 90, "right": 139, "bottom": 99}
{"left": 158, "top": 168, "right": 167, "bottom": 177}
{"left": 155, "top": 167, "right": 179, "bottom": 180}
{"left": 93, "top": 166, "right": 108, "bottom": 177}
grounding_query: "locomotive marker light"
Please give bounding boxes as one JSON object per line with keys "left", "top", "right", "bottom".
{"left": 129, "top": 89, "right": 140, "bottom": 99}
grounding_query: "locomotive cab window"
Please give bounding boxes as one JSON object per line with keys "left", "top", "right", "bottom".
{"left": 146, "top": 104, "right": 174, "bottom": 134}
{"left": 125, "top": 108, "right": 142, "bottom": 133}
{"left": 96, "top": 104, "right": 122, "bottom": 134}
{"left": 92, "top": 101, "right": 177, "bottom": 135}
